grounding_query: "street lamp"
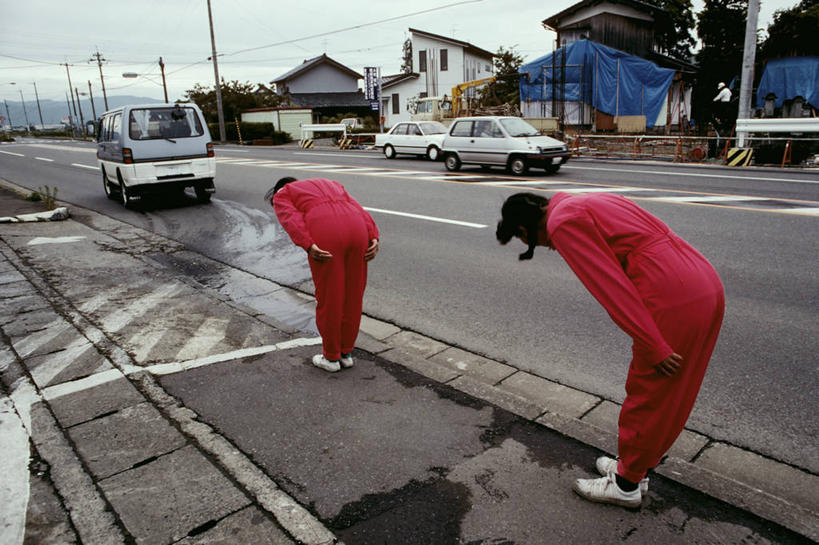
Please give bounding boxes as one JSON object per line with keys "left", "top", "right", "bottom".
{"left": 123, "top": 57, "right": 168, "bottom": 103}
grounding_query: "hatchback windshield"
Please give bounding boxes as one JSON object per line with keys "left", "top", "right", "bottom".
{"left": 499, "top": 117, "right": 540, "bottom": 137}
{"left": 419, "top": 122, "right": 448, "bottom": 134}
{"left": 129, "top": 106, "right": 204, "bottom": 140}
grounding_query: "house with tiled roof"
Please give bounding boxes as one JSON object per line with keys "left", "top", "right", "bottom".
{"left": 271, "top": 54, "right": 371, "bottom": 120}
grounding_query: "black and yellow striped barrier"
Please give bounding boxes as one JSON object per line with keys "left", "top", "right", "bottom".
{"left": 299, "top": 138, "right": 313, "bottom": 149}
{"left": 725, "top": 147, "right": 753, "bottom": 166}
{"left": 338, "top": 138, "right": 352, "bottom": 150}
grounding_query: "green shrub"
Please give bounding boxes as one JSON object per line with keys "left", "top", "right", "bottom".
{"left": 27, "top": 186, "right": 59, "bottom": 210}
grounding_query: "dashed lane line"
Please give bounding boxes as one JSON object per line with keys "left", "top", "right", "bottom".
{"left": 35, "top": 157, "right": 54, "bottom": 162}
{"left": 71, "top": 163, "right": 97, "bottom": 170}
{"left": 0, "top": 150, "right": 24, "bottom": 157}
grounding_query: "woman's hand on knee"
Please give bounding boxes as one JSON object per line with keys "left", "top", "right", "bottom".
{"left": 308, "top": 244, "right": 333, "bottom": 262}
{"left": 656, "top": 352, "right": 683, "bottom": 376}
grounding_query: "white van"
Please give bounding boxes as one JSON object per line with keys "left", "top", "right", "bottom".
{"left": 97, "top": 103, "right": 215, "bottom": 206}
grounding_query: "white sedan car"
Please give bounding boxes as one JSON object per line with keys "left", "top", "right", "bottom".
{"left": 374, "top": 121, "right": 448, "bottom": 161}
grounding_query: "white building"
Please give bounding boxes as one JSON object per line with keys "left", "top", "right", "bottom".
{"left": 381, "top": 28, "right": 495, "bottom": 128}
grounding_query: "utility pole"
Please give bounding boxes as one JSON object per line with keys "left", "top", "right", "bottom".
{"left": 90, "top": 49, "right": 109, "bottom": 110}
{"left": 159, "top": 57, "right": 169, "bottom": 103}
{"left": 64, "top": 93, "right": 74, "bottom": 134}
{"left": 88, "top": 81, "right": 97, "bottom": 121}
{"left": 32, "top": 82, "right": 44, "bottom": 128}
{"left": 4, "top": 99, "right": 13, "bottom": 130}
{"left": 75, "top": 87, "right": 86, "bottom": 136}
{"left": 12, "top": 85, "right": 31, "bottom": 134}
{"left": 737, "top": 0, "right": 760, "bottom": 147}
{"left": 207, "top": 0, "right": 226, "bottom": 142}
{"left": 64, "top": 63, "right": 79, "bottom": 136}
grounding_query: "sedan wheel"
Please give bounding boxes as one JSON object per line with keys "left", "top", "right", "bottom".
{"left": 509, "top": 157, "right": 528, "bottom": 175}
{"left": 444, "top": 153, "right": 461, "bottom": 171}
{"left": 384, "top": 144, "right": 396, "bottom": 159}
{"left": 426, "top": 146, "right": 439, "bottom": 161}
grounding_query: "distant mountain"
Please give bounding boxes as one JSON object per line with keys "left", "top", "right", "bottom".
{"left": 1, "top": 95, "right": 169, "bottom": 127}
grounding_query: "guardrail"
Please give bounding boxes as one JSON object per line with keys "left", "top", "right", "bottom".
{"left": 735, "top": 117, "right": 819, "bottom": 133}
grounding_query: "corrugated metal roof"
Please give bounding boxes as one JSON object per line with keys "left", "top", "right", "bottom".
{"left": 271, "top": 54, "right": 362, "bottom": 84}
{"left": 408, "top": 28, "right": 495, "bottom": 59}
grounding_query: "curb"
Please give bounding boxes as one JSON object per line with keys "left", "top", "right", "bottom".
{"left": 0, "top": 206, "right": 70, "bottom": 223}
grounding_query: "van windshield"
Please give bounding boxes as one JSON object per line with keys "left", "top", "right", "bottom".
{"left": 129, "top": 107, "right": 204, "bottom": 140}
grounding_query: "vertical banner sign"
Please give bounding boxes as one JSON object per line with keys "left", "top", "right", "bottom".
{"left": 364, "top": 67, "right": 379, "bottom": 101}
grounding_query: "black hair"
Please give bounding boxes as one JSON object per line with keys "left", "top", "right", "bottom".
{"left": 273, "top": 177, "right": 298, "bottom": 194}
{"left": 265, "top": 177, "right": 298, "bottom": 205}
{"left": 496, "top": 192, "right": 549, "bottom": 260}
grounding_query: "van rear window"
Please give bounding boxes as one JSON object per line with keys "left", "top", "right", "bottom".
{"left": 129, "top": 107, "right": 204, "bottom": 140}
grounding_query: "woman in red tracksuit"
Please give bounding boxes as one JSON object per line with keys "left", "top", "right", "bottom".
{"left": 271, "top": 177, "right": 380, "bottom": 373}
{"left": 497, "top": 192, "right": 724, "bottom": 508}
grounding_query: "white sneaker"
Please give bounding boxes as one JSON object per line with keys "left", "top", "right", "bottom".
{"left": 312, "top": 354, "right": 341, "bottom": 373}
{"left": 340, "top": 353, "right": 354, "bottom": 368}
{"left": 573, "top": 471, "right": 642, "bottom": 508}
{"left": 596, "top": 456, "right": 649, "bottom": 495}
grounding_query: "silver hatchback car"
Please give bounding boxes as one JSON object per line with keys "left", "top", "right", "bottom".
{"left": 441, "top": 116, "right": 570, "bottom": 175}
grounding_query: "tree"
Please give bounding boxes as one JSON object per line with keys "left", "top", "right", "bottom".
{"left": 693, "top": 0, "right": 748, "bottom": 127}
{"left": 478, "top": 46, "right": 525, "bottom": 108}
{"left": 644, "top": 0, "right": 698, "bottom": 61}
{"left": 183, "top": 80, "right": 284, "bottom": 124}
{"left": 760, "top": 0, "right": 819, "bottom": 59}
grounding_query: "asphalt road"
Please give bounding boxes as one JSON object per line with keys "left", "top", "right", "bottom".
{"left": 1, "top": 138, "right": 817, "bottom": 476}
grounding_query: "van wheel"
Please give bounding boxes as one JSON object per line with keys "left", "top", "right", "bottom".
{"left": 426, "top": 146, "right": 440, "bottom": 161}
{"left": 102, "top": 168, "right": 116, "bottom": 200}
{"left": 544, "top": 164, "right": 561, "bottom": 174}
{"left": 444, "top": 153, "right": 461, "bottom": 171}
{"left": 195, "top": 185, "right": 212, "bottom": 204}
{"left": 118, "top": 174, "right": 132, "bottom": 208}
{"left": 508, "top": 157, "right": 528, "bottom": 175}
{"left": 384, "top": 144, "right": 396, "bottom": 159}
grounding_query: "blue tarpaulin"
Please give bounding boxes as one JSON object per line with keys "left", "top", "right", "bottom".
{"left": 519, "top": 40, "right": 675, "bottom": 128}
{"left": 756, "top": 56, "right": 819, "bottom": 108}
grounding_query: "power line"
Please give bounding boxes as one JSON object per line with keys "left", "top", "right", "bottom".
{"left": 226, "top": 0, "right": 484, "bottom": 57}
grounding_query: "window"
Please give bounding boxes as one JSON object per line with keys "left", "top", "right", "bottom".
{"left": 391, "top": 124, "right": 408, "bottom": 135}
{"left": 408, "top": 124, "right": 422, "bottom": 136}
{"left": 473, "top": 120, "right": 496, "bottom": 138}
{"left": 419, "top": 91, "right": 428, "bottom": 98}
{"left": 450, "top": 121, "right": 473, "bottom": 137}
{"left": 111, "top": 113, "right": 121, "bottom": 141}
{"left": 441, "top": 49, "right": 448, "bottom": 71}
{"left": 392, "top": 93, "right": 400, "bottom": 114}
{"left": 128, "top": 107, "right": 204, "bottom": 140}
{"left": 419, "top": 50, "right": 427, "bottom": 72}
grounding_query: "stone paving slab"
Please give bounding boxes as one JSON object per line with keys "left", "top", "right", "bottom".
{"left": 26, "top": 338, "right": 113, "bottom": 388}
{"left": 359, "top": 315, "right": 401, "bottom": 341}
{"left": 68, "top": 402, "right": 188, "bottom": 480}
{"left": 695, "top": 442, "right": 819, "bottom": 514}
{"left": 99, "top": 445, "right": 250, "bottom": 545}
{"left": 175, "top": 507, "right": 296, "bottom": 545}
{"left": 429, "top": 347, "right": 516, "bottom": 384}
{"left": 47, "top": 376, "right": 146, "bottom": 428}
{"left": 0, "top": 308, "right": 60, "bottom": 336}
{"left": 382, "top": 330, "right": 449, "bottom": 358}
{"left": 498, "top": 370, "right": 600, "bottom": 419}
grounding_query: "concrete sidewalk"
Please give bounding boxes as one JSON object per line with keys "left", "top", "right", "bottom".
{"left": 0, "top": 178, "right": 816, "bottom": 544}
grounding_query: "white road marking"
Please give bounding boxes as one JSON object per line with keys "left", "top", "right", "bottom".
{"left": 17, "top": 143, "right": 95, "bottom": 153}
{"left": 35, "top": 157, "right": 54, "bottom": 162}
{"left": 654, "top": 195, "right": 766, "bottom": 202}
{"left": 563, "top": 165, "right": 819, "bottom": 185}
{"left": 27, "top": 236, "right": 86, "bottom": 246}
{"left": 294, "top": 152, "right": 374, "bottom": 159}
{"left": 364, "top": 206, "right": 487, "bottom": 228}
{"left": 42, "top": 368, "right": 124, "bottom": 401}
{"left": 0, "top": 395, "right": 30, "bottom": 545}
{"left": 29, "top": 338, "right": 96, "bottom": 388}
{"left": 778, "top": 207, "right": 819, "bottom": 216}
{"left": 0, "top": 150, "right": 24, "bottom": 157}
{"left": 175, "top": 317, "right": 230, "bottom": 361}
{"left": 71, "top": 163, "right": 97, "bottom": 170}
{"left": 559, "top": 187, "right": 657, "bottom": 193}
{"left": 475, "top": 180, "right": 566, "bottom": 186}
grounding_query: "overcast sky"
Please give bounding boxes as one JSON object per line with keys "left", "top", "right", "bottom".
{"left": 0, "top": 0, "right": 798, "bottom": 105}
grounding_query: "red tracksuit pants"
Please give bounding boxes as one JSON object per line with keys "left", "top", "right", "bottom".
{"left": 306, "top": 205, "right": 369, "bottom": 361}
{"left": 616, "top": 242, "right": 725, "bottom": 483}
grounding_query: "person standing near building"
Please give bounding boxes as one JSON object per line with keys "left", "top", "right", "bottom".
{"left": 270, "top": 177, "right": 379, "bottom": 373}
{"left": 713, "top": 82, "right": 732, "bottom": 128}
{"left": 496, "top": 192, "right": 724, "bottom": 508}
